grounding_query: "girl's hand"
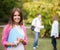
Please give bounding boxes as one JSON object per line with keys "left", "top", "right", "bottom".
{"left": 11, "top": 43, "right": 17, "bottom": 47}
{"left": 17, "top": 38, "right": 24, "bottom": 44}
{"left": 6, "top": 42, "right": 17, "bottom": 47}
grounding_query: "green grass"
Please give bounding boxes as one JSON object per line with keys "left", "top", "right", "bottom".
{"left": 0, "top": 28, "right": 60, "bottom": 50}
{"left": 0, "top": 28, "right": 4, "bottom": 50}
{"left": 26, "top": 28, "right": 60, "bottom": 50}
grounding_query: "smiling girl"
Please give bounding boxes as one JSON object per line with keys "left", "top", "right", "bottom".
{"left": 2, "top": 8, "right": 28, "bottom": 50}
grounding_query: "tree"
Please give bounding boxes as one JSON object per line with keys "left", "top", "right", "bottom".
{"left": 0, "top": 0, "right": 16, "bottom": 24}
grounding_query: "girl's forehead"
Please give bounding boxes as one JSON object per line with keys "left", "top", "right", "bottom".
{"left": 14, "top": 11, "right": 20, "bottom": 14}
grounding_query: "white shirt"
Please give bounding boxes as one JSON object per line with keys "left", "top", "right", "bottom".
{"left": 32, "top": 17, "right": 44, "bottom": 32}
{"left": 51, "top": 20, "right": 59, "bottom": 37}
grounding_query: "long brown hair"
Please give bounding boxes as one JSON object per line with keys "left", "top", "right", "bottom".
{"left": 8, "top": 7, "right": 23, "bottom": 25}
{"left": 52, "top": 15, "right": 58, "bottom": 21}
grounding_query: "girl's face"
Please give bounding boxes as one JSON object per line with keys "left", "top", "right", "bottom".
{"left": 13, "top": 11, "right": 20, "bottom": 24}
{"left": 38, "top": 15, "right": 41, "bottom": 19}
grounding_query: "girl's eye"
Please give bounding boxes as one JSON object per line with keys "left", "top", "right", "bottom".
{"left": 14, "top": 15, "right": 20, "bottom": 16}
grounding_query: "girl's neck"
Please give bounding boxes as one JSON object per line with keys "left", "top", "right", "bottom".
{"left": 15, "top": 24, "right": 19, "bottom": 25}
{"left": 12, "top": 24, "right": 20, "bottom": 28}
{"left": 14, "top": 23, "right": 19, "bottom": 25}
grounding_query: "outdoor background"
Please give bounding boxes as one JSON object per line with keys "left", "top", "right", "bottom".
{"left": 0, "top": 0, "right": 60, "bottom": 50}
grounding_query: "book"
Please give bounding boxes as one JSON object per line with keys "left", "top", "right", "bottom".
{"left": 8, "top": 27, "right": 24, "bottom": 48}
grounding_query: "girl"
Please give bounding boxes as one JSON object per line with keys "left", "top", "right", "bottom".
{"left": 2, "top": 8, "right": 28, "bottom": 50}
{"left": 51, "top": 16, "right": 59, "bottom": 50}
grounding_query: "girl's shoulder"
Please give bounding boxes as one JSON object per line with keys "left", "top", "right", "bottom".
{"left": 53, "top": 21, "right": 58, "bottom": 24}
{"left": 4, "top": 24, "right": 12, "bottom": 30}
{"left": 21, "top": 25, "right": 26, "bottom": 29}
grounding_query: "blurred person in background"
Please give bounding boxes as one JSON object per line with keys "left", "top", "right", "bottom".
{"left": 31, "top": 14, "right": 44, "bottom": 50}
{"left": 50, "top": 15, "right": 59, "bottom": 50}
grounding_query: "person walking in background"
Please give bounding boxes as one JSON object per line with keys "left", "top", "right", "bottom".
{"left": 31, "top": 14, "right": 44, "bottom": 50}
{"left": 51, "top": 16, "right": 59, "bottom": 50}
{"left": 2, "top": 7, "right": 28, "bottom": 50}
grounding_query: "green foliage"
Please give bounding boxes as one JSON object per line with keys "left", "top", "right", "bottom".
{"left": 0, "top": 0, "right": 17, "bottom": 24}
{"left": 22, "top": 0, "right": 60, "bottom": 37}
{"left": 0, "top": 0, "right": 60, "bottom": 37}
{"left": 40, "top": 28, "right": 46, "bottom": 38}
{"left": 0, "top": 0, "right": 32, "bottom": 24}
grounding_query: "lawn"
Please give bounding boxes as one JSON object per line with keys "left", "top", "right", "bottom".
{"left": 0, "top": 28, "right": 60, "bottom": 50}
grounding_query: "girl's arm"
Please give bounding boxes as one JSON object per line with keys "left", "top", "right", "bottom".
{"left": 1, "top": 24, "right": 12, "bottom": 47}
{"left": 22, "top": 25, "right": 28, "bottom": 45}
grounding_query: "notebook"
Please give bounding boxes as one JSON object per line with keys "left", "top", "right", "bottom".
{"left": 8, "top": 26, "right": 24, "bottom": 48}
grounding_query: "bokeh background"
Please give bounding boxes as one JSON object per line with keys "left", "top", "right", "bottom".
{"left": 0, "top": 0, "right": 60, "bottom": 50}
